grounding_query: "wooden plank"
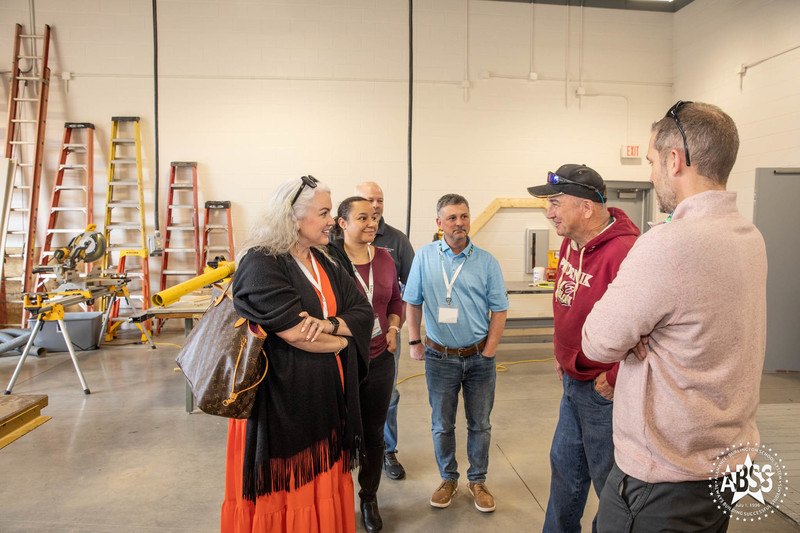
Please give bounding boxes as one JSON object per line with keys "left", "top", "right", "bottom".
{"left": 469, "top": 198, "right": 501, "bottom": 236}
{"left": 0, "top": 394, "right": 50, "bottom": 449}
{"left": 469, "top": 197, "right": 549, "bottom": 236}
{"left": 0, "top": 394, "right": 47, "bottom": 423}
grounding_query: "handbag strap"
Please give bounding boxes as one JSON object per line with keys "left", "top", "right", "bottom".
{"left": 216, "top": 279, "right": 267, "bottom": 336}
{"left": 213, "top": 277, "right": 269, "bottom": 406}
{"left": 213, "top": 281, "right": 233, "bottom": 307}
{"left": 222, "top": 337, "right": 269, "bottom": 406}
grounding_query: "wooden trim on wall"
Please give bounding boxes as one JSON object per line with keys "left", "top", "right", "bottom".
{"left": 469, "top": 197, "right": 548, "bottom": 236}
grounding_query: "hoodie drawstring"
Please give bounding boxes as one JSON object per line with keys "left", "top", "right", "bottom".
{"left": 556, "top": 240, "right": 587, "bottom": 303}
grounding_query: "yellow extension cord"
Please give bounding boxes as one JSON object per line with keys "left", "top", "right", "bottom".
{"left": 396, "top": 356, "right": 554, "bottom": 384}
{"left": 162, "top": 341, "right": 553, "bottom": 385}
{"left": 156, "top": 342, "right": 183, "bottom": 349}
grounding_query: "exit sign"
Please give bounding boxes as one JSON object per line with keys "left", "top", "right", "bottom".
{"left": 621, "top": 145, "right": 641, "bottom": 159}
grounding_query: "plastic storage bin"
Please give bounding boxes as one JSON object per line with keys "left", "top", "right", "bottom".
{"left": 28, "top": 312, "right": 103, "bottom": 352}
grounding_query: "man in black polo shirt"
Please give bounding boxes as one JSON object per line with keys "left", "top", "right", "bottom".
{"left": 356, "top": 181, "right": 415, "bottom": 480}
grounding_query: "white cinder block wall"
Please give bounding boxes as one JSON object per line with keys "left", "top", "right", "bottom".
{"left": 1, "top": 0, "right": 796, "bottom": 286}
{"left": 673, "top": 0, "right": 800, "bottom": 221}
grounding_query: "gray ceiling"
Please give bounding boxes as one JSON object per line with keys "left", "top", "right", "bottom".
{"left": 488, "top": 0, "right": 695, "bottom": 13}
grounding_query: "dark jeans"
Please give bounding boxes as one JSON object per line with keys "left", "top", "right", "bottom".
{"left": 597, "top": 462, "right": 734, "bottom": 533}
{"left": 358, "top": 349, "right": 395, "bottom": 502}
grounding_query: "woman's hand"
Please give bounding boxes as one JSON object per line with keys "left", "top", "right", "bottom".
{"left": 298, "top": 311, "right": 332, "bottom": 341}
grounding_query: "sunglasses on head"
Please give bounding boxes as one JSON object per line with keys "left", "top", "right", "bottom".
{"left": 547, "top": 171, "right": 604, "bottom": 199}
{"left": 290, "top": 175, "right": 318, "bottom": 206}
{"left": 665, "top": 100, "right": 693, "bottom": 166}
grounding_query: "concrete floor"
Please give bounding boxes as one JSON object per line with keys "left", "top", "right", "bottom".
{"left": 1, "top": 329, "right": 799, "bottom": 532}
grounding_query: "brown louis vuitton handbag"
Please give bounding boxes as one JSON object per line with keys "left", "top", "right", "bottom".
{"left": 175, "top": 283, "right": 268, "bottom": 418}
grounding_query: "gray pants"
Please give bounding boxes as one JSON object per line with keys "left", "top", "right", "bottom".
{"left": 597, "top": 462, "right": 734, "bottom": 533}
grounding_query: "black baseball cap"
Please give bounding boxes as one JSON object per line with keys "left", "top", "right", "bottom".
{"left": 527, "top": 164, "right": 607, "bottom": 203}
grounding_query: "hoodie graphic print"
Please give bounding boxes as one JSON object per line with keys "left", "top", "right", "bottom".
{"left": 552, "top": 207, "right": 639, "bottom": 387}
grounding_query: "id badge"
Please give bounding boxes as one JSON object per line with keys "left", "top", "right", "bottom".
{"left": 371, "top": 315, "right": 382, "bottom": 339}
{"left": 438, "top": 306, "right": 459, "bottom": 324}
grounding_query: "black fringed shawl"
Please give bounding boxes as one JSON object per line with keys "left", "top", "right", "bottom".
{"left": 232, "top": 247, "right": 373, "bottom": 501}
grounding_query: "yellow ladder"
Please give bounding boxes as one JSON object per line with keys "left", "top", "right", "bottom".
{"left": 101, "top": 116, "right": 150, "bottom": 339}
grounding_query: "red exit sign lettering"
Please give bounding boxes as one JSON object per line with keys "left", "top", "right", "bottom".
{"left": 620, "top": 145, "right": 641, "bottom": 159}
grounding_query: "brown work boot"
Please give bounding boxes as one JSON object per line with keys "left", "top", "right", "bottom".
{"left": 430, "top": 480, "right": 458, "bottom": 508}
{"left": 468, "top": 481, "right": 496, "bottom": 512}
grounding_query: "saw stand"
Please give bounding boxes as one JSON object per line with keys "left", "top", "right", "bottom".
{"left": 4, "top": 276, "right": 154, "bottom": 395}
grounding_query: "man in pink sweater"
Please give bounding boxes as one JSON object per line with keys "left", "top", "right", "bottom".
{"left": 528, "top": 164, "right": 639, "bottom": 533}
{"left": 582, "top": 101, "right": 768, "bottom": 532}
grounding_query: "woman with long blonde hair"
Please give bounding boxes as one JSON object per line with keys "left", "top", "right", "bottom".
{"left": 221, "top": 176, "right": 373, "bottom": 533}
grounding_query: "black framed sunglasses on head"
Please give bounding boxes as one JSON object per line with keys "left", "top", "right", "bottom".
{"left": 291, "top": 175, "right": 318, "bottom": 206}
{"left": 547, "top": 172, "right": 605, "bottom": 200}
{"left": 665, "top": 100, "right": 693, "bottom": 166}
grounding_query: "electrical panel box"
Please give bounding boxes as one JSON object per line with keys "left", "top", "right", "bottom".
{"left": 525, "top": 228, "right": 550, "bottom": 274}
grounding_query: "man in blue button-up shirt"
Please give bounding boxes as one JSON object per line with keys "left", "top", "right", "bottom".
{"left": 404, "top": 193, "right": 509, "bottom": 514}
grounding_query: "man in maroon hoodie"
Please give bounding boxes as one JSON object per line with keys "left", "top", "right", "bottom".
{"left": 528, "top": 164, "right": 640, "bottom": 533}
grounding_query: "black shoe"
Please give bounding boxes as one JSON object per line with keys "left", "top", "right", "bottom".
{"left": 361, "top": 499, "right": 383, "bottom": 533}
{"left": 383, "top": 452, "right": 406, "bottom": 480}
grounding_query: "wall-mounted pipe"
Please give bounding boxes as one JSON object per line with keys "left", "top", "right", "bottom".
{"left": 405, "top": 0, "right": 414, "bottom": 237}
{"left": 565, "top": 2, "right": 570, "bottom": 108}
{"left": 578, "top": 1, "right": 585, "bottom": 109}
{"left": 738, "top": 43, "right": 800, "bottom": 89}
{"left": 529, "top": 1, "right": 536, "bottom": 76}
{"left": 462, "top": 0, "right": 471, "bottom": 102}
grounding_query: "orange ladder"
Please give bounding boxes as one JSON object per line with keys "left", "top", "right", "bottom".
{"left": 0, "top": 24, "right": 51, "bottom": 326}
{"left": 34, "top": 122, "right": 95, "bottom": 291}
{"left": 201, "top": 201, "right": 235, "bottom": 265}
{"left": 157, "top": 162, "right": 202, "bottom": 333}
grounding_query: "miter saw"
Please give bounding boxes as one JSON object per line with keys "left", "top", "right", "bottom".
{"left": 8, "top": 226, "right": 153, "bottom": 396}
{"left": 34, "top": 224, "right": 106, "bottom": 291}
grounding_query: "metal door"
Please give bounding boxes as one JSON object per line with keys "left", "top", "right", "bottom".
{"left": 605, "top": 180, "right": 653, "bottom": 234}
{"left": 754, "top": 168, "right": 800, "bottom": 371}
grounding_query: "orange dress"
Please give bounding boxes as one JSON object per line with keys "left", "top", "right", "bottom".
{"left": 221, "top": 264, "right": 355, "bottom": 533}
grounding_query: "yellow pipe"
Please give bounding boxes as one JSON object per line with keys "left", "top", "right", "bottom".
{"left": 152, "top": 262, "right": 236, "bottom": 307}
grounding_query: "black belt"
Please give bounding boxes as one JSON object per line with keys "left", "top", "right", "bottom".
{"left": 425, "top": 337, "right": 487, "bottom": 357}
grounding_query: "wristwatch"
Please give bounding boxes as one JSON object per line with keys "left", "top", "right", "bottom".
{"left": 327, "top": 316, "right": 340, "bottom": 335}
{"left": 408, "top": 339, "right": 422, "bottom": 346}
